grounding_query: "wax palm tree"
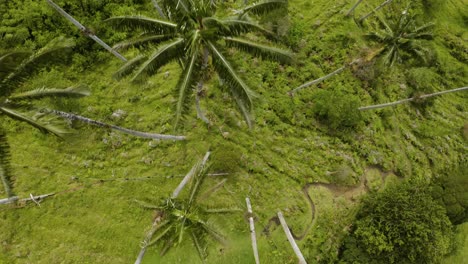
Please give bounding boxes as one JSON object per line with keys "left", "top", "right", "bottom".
{"left": 365, "top": 11, "right": 434, "bottom": 67}
{"left": 134, "top": 153, "right": 238, "bottom": 263}
{"left": 106, "top": 0, "right": 293, "bottom": 129}
{"left": 0, "top": 37, "right": 89, "bottom": 198}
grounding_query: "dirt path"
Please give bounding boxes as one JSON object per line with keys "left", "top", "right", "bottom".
{"left": 263, "top": 166, "right": 396, "bottom": 240}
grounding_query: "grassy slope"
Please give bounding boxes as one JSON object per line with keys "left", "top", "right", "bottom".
{"left": 1, "top": 0, "right": 467, "bottom": 263}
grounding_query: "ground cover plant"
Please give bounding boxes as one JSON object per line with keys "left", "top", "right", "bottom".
{"left": 0, "top": 0, "right": 467, "bottom": 263}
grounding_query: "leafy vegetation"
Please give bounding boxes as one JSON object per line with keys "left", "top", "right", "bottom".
{"left": 340, "top": 180, "right": 454, "bottom": 264}
{"left": 0, "top": 0, "right": 466, "bottom": 263}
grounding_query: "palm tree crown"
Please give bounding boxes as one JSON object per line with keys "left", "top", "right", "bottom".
{"left": 107, "top": 0, "right": 293, "bottom": 128}
{"left": 365, "top": 11, "right": 434, "bottom": 67}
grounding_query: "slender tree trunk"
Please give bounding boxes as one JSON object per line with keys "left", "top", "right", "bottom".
{"left": 359, "top": 86, "right": 468, "bottom": 111}
{"left": 289, "top": 60, "right": 359, "bottom": 95}
{"left": 151, "top": 0, "right": 166, "bottom": 18}
{"left": 46, "top": 0, "right": 127, "bottom": 62}
{"left": 277, "top": 211, "right": 307, "bottom": 264}
{"left": 246, "top": 197, "right": 260, "bottom": 264}
{"left": 47, "top": 110, "right": 186, "bottom": 140}
{"left": 0, "top": 193, "right": 54, "bottom": 205}
{"left": 346, "top": 0, "right": 364, "bottom": 17}
{"left": 172, "top": 152, "right": 210, "bottom": 198}
{"left": 358, "top": 0, "right": 394, "bottom": 23}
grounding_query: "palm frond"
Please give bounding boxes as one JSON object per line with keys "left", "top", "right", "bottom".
{"left": 131, "top": 38, "right": 184, "bottom": 82}
{"left": 105, "top": 16, "right": 176, "bottom": 34}
{"left": 207, "top": 41, "right": 256, "bottom": 128}
{"left": 240, "top": 0, "right": 288, "bottom": 16}
{"left": 217, "top": 18, "right": 274, "bottom": 38}
{"left": 0, "top": 51, "right": 31, "bottom": 80}
{"left": 114, "top": 55, "right": 147, "bottom": 80}
{"left": 0, "top": 105, "right": 72, "bottom": 137}
{"left": 198, "top": 220, "right": 226, "bottom": 245}
{"left": 204, "top": 207, "right": 242, "bottom": 214}
{"left": 223, "top": 37, "right": 293, "bottom": 64}
{"left": 148, "top": 223, "right": 173, "bottom": 247}
{"left": 174, "top": 52, "right": 199, "bottom": 129}
{"left": 191, "top": 231, "right": 208, "bottom": 262}
{"left": 1, "top": 37, "right": 75, "bottom": 95}
{"left": 8, "top": 85, "right": 90, "bottom": 100}
{"left": 113, "top": 33, "right": 175, "bottom": 51}
{"left": 0, "top": 128, "right": 14, "bottom": 198}
{"left": 134, "top": 199, "right": 165, "bottom": 210}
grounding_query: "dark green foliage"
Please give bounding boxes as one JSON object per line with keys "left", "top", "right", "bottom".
{"left": 108, "top": 0, "right": 293, "bottom": 128}
{"left": 365, "top": 10, "right": 434, "bottom": 67}
{"left": 432, "top": 163, "right": 468, "bottom": 225}
{"left": 311, "top": 89, "right": 363, "bottom": 130}
{"left": 406, "top": 67, "right": 438, "bottom": 108}
{"left": 339, "top": 180, "right": 453, "bottom": 264}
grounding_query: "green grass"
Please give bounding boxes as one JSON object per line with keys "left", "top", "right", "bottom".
{"left": 1, "top": 0, "right": 467, "bottom": 263}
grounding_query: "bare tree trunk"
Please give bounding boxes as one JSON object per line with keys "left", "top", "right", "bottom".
{"left": 0, "top": 193, "right": 54, "bottom": 205}
{"left": 246, "top": 197, "right": 260, "bottom": 264}
{"left": 46, "top": 0, "right": 127, "bottom": 62}
{"left": 277, "top": 211, "right": 307, "bottom": 264}
{"left": 289, "top": 60, "right": 359, "bottom": 95}
{"left": 359, "top": 86, "right": 468, "bottom": 111}
{"left": 346, "top": 0, "right": 364, "bottom": 16}
{"left": 151, "top": 0, "right": 166, "bottom": 18}
{"left": 358, "top": 0, "right": 394, "bottom": 23}
{"left": 172, "top": 152, "right": 210, "bottom": 198}
{"left": 47, "top": 110, "right": 186, "bottom": 140}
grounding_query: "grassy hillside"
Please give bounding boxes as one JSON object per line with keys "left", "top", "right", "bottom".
{"left": 0, "top": 0, "right": 466, "bottom": 263}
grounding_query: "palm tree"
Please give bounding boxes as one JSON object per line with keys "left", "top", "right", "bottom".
{"left": 134, "top": 152, "right": 238, "bottom": 263}
{"left": 0, "top": 37, "right": 88, "bottom": 198}
{"left": 106, "top": 0, "right": 293, "bottom": 129}
{"left": 365, "top": 11, "right": 434, "bottom": 67}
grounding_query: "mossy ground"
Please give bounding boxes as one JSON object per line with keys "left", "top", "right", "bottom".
{"left": 1, "top": 0, "right": 467, "bottom": 263}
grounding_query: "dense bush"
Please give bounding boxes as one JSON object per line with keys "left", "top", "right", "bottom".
{"left": 311, "top": 88, "right": 363, "bottom": 130}
{"left": 339, "top": 180, "right": 453, "bottom": 264}
{"left": 432, "top": 163, "right": 468, "bottom": 225}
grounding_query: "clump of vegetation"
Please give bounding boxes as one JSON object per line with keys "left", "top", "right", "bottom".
{"left": 311, "top": 89, "right": 363, "bottom": 130}
{"left": 339, "top": 180, "right": 454, "bottom": 264}
{"left": 432, "top": 163, "right": 468, "bottom": 225}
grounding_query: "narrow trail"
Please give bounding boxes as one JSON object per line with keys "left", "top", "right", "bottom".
{"left": 263, "top": 166, "right": 396, "bottom": 241}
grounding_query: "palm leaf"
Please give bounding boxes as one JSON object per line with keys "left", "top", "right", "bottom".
{"left": 240, "top": 0, "right": 288, "bottom": 16}
{"left": 223, "top": 37, "right": 293, "bottom": 63}
{"left": 218, "top": 18, "right": 274, "bottom": 38}
{"left": 0, "top": 51, "right": 31, "bottom": 80}
{"left": 174, "top": 52, "right": 199, "bottom": 129}
{"left": 0, "top": 105, "right": 72, "bottom": 137}
{"left": 191, "top": 231, "right": 208, "bottom": 262}
{"left": 207, "top": 41, "right": 256, "bottom": 128}
{"left": 8, "top": 85, "right": 90, "bottom": 100}
{"left": 113, "top": 33, "right": 175, "bottom": 51}
{"left": 114, "top": 55, "right": 147, "bottom": 80}
{"left": 198, "top": 220, "right": 226, "bottom": 245}
{"left": 148, "top": 223, "right": 173, "bottom": 247}
{"left": 131, "top": 38, "right": 184, "bottom": 82}
{"left": 0, "top": 128, "right": 14, "bottom": 198}
{"left": 1, "top": 37, "right": 75, "bottom": 95}
{"left": 105, "top": 16, "right": 177, "bottom": 34}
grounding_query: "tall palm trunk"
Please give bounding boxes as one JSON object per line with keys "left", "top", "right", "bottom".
{"left": 359, "top": 0, "right": 394, "bottom": 23}
{"left": 48, "top": 110, "right": 186, "bottom": 140}
{"left": 46, "top": 0, "right": 127, "bottom": 62}
{"left": 277, "top": 211, "right": 307, "bottom": 264}
{"left": 359, "top": 87, "right": 468, "bottom": 111}
{"left": 346, "top": 0, "right": 364, "bottom": 17}
{"left": 289, "top": 59, "right": 359, "bottom": 95}
{"left": 246, "top": 197, "right": 260, "bottom": 264}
